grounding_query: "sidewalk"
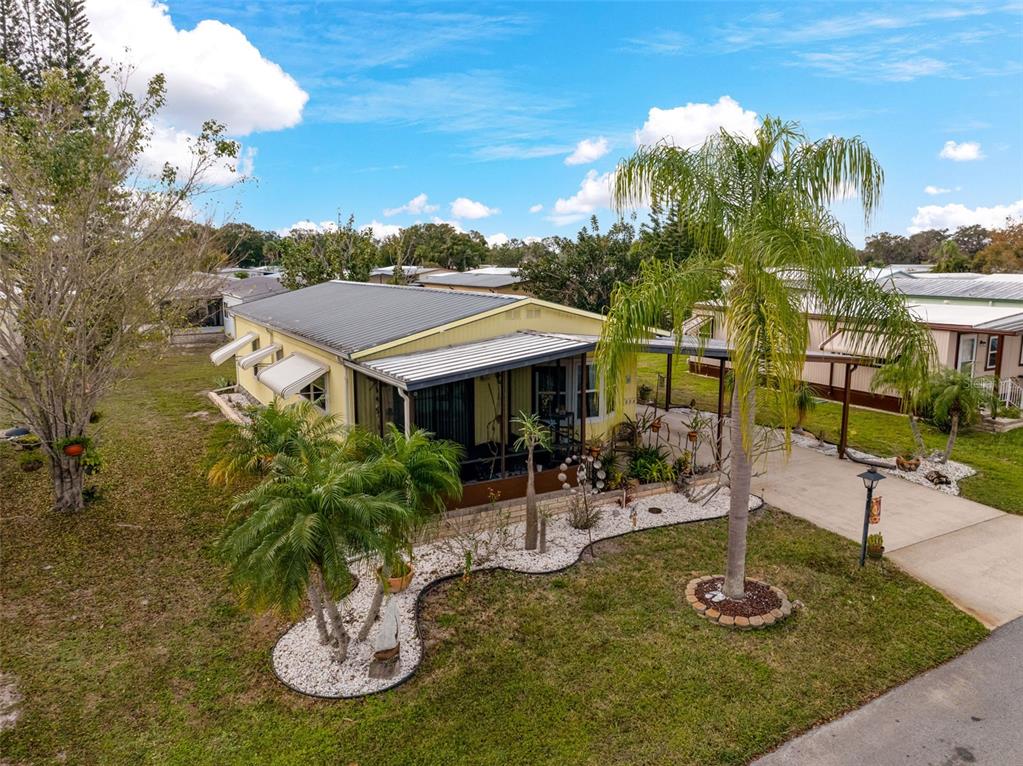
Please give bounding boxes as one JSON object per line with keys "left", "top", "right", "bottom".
{"left": 649, "top": 407, "right": 1023, "bottom": 628}
{"left": 753, "top": 617, "right": 1023, "bottom": 765}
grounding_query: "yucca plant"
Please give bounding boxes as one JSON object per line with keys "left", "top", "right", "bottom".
{"left": 598, "top": 117, "right": 934, "bottom": 599}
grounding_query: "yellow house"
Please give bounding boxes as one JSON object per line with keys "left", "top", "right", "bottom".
{"left": 210, "top": 280, "right": 637, "bottom": 507}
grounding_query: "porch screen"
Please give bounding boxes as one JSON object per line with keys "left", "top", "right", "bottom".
{"left": 411, "top": 380, "right": 475, "bottom": 446}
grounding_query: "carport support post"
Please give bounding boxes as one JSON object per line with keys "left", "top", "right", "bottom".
{"left": 839, "top": 363, "right": 856, "bottom": 459}
{"left": 716, "top": 358, "right": 726, "bottom": 463}
{"left": 664, "top": 353, "right": 673, "bottom": 410}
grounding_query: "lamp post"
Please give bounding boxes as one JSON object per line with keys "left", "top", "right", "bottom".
{"left": 857, "top": 468, "right": 885, "bottom": 567}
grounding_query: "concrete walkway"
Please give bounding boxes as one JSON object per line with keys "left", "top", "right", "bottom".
{"left": 753, "top": 618, "right": 1023, "bottom": 765}
{"left": 649, "top": 407, "right": 1023, "bottom": 628}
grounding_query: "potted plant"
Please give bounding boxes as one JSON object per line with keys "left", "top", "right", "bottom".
{"left": 81, "top": 447, "right": 103, "bottom": 476}
{"left": 895, "top": 453, "right": 920, "bottom": 472}
{"left": 57, "top": 436, "right": 89, "bottom": 457}
{"left": 866, "top": 533, "right": 884, "bottom": 560}
{"left": 585, "top": 436, "right": 603, "bottom": 458}
{"left": 638, "top": 383, "right": 653, "bottom": 403}
{"left": 378, "top": 557, "right": 414, "bottom": 593}
{"left": 650, "top": 417, "right": 663, "bottom": 434}
{"left": 14, "top": 434, "right": 41, "bottom": 451}
{"left": 18, "top": 452, "right": 44, "bottom": 472}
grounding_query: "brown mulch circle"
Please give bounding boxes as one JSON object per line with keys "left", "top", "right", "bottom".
{"left": 695, "top": 576, "right": 782, "bottom": 618}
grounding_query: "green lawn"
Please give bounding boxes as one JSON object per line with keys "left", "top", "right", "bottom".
{"left": 638, "top": 353, "right": 1023, "bottom": 515}
{"left": 0, "top": 350, "right": 987, "bottom": 765}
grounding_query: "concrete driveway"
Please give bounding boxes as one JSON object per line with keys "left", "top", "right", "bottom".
{"left": 753, "top": 618, "right": 1023, "bottom": 765}
{"left": 649, "top": 407, "right": 1023, "bottom": 628}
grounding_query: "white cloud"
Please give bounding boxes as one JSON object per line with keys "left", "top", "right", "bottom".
{"left": 939, "top": 140, "right": 984, "bottom": 161}
{"left": 908, "top": 199, "right": 1023, "bottom": 233}
{"left": 450, "top": 197, "right": 499, "bottom": 220}
{"left": 430, "top": 216, "right": 465, "bottom": 233}
{"left": 87, "top": 0, "right": 307, "bottom": 137}
{"left": 276, "top": 219, "right": 338, "bottom": 237}
{"left": 383, "top": 193, "right": 438, "bottom": 217}
{"left": 565, "top": 136, "right": 610, "bottom": 166}
{"left": 924, "top": 185, "right": 953, "bottom": 195}
{"left": 139, "top": 124, "right": 256, "bottom": 185}
{"left": 362, "top": 220, "right": 403, "bottom": 240}
{"left": 549, "top": 170, "right": 614, "bottom": 226}
{"left": 634, "top": 96, "right": 759, "bottom": 148}
{"left": 529, "top": 204, "right": 543, "bottom": 213}
{"left": 486, "top": 233, "right": 510, "bottom": 247}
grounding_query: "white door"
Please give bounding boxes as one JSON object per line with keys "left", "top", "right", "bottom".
{"left": 957, "top": 334, "right": 977, "bottom": 375}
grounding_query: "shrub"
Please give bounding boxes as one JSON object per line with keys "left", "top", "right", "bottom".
{"left": 18, "top": 452, "right": 44, "bottom": 471}
{"left": 629, "top": 444, "right": 676, "bottom": 483}
{"left": 567, "top": 494, "right": 602, "bottom": 530}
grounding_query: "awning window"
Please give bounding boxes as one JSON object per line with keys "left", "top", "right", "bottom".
{"left": 237, "top": 343, "right": 281, "bottom": 370}
{"left": 210, "top": 332, "right": 257, "bottom": 366}
{"left": 257, "top": 353, "right": 329, "bottom": 398}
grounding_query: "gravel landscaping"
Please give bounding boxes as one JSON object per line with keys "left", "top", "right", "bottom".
{"left": 272, "top": 487, "right": 762, "bottom": 698}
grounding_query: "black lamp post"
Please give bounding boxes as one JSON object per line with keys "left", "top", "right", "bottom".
{"left": 857, "top": 468, "right": 885, "bottom": 567}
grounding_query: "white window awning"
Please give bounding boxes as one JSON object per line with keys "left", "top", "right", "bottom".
{"left": 210, "top": 332, "right": 257, "bottom": 366}
{"left": 257, "top": 353, "right": 328, "bottom": 398}
{"left": 237, "top": 343, "right": 281, "bottom": 370}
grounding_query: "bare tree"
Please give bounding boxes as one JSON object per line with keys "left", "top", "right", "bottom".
{"left": 0, "top": 63, "right": 237, "bottom": 512}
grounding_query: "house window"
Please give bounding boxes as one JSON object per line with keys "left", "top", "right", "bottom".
{"left": 299, "top": 375, "right": 327, "bottom": 410}
{"left": 577, "top": 362, "right": 600, "bottom": 418}
{"left": 986, "top": 336, "right": 999, "bottom": 370}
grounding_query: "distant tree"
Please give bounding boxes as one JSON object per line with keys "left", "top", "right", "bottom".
{"left": 951, "top": 224, "right": 992, "bottom": 257}
{"left": 517, "top": 216, "right": 638, "bottom": 312}
{"left": 860, "top": 231, "right": 911, "bottom": 265}
{"left": 632, "top": 201, "right": 705, "bottom": 263}
{"left": 0, "top": 51, "right": 237, "bottom": 512}
{"left": 972, "top": 221, "right": 1023, "bottom": 273}
{"left": 380, "top": 223, "right": 487, "bottom": 271}
{"left": 909, "top": 229, "right": 948, "bottom": 263}
{"left": 487, "top": 238, "right": 553, "bottom": 267}
{"left": 215, "top": 223, "right": 278, "bottom": 268}
{"left": 273, "top": 215, "right": 379, "bottom": 289}
{"left": 932, "top": 240, "right": 973, "bottom": 273}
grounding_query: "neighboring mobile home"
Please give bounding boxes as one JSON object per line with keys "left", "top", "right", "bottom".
{"left": 210, "top": 281, "right": 635, "bottom": 506}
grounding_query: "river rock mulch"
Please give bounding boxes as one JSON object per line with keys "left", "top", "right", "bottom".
{"left": 272, "top": 488, "right": 762, "bottom": 698}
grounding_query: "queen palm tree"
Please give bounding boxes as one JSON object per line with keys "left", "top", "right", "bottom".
{"left": 221, "top": 451, "right": 404, "bottom": 661}
{"left": 354, "top": 425, "right": 463, "bottom": 641}
{"left": 207, "top": 399, "right": 342, "bottom": 486}
{"left": 872, "top": 356, "right": 932, "bottom": 457}
{"left": 598, "top": 118, "right": 934, "bottom": 599}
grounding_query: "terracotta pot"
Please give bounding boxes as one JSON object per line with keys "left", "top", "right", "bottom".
{"left": 867, "top": 546, "right": 884, "bottom": 560}
{"left": 587, "top": 446, "right": 601, "bottom": 457}
{"left": 63, "top": 443, "right": 85, "bottom": 457}
{"left": 687, "top": 430, "right": 699, "bottom": 443}
{"left": 379, "top": 564, "right": 414, "bottom": 593}
{"left": 651, "top": 420, "right": 662, "bottom": 433}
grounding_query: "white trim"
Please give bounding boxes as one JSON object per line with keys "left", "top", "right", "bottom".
{"left": 209, "top": 332, "right": 257, "bottom": 366}
{"left": 238, "top": 343, "right": 281, "bottom": 370}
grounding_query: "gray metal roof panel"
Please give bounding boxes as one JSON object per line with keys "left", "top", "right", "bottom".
{"left": 886, "top": 277, "right": 1023, "bottom": 302}
{"left": 359, "top": 331, "right": 591, "bottom": 390}
{"left": 221, "top": 276, "right": 289, "bottom": 301}
{"left": 230, "top": 280, "right": 523, "bottom": 354}
{"left": 417, "top": 272, "right": 522, "bottom": 288}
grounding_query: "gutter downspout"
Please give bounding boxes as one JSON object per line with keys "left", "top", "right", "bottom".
{"left": 396, "top": 387, "right": 412, "bottom": 436}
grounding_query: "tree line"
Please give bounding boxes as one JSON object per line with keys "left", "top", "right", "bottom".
{"left": 858, "top": 221, "right": 1022, "bottom": 273}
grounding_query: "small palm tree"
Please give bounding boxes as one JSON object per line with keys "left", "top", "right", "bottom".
{"left": 513, "top": 411, "right": 552, "bottom": 550}
{"left": 354, "top": 425, "right": 463, "bottom": 641}
{"left": 221, "top": 451, "right": 403, "bottom": 661}
{"left": 930, "top": 370, "right": 985, "bottom": 462}
{"left": 207, "top": 399, "right": 342, "bottom": 485}
{"left": 599, "top": 117, "right": 934, "bottom": 599}
{"left": 872, "top": 355, "right": 932, "bottom": 457}
{"left": 793, "top": 383, "right": 817, "bottom": 432}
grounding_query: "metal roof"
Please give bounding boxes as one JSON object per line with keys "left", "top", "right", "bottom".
{"left": 908, "top": 302, "right": 1023, "bottom": 331}
{"left": 886, "top": 276, "right": 1023, "bottom": 302}
{"left": 221, "top": 276, "right": 289, "bottom": 302}
{"left": 356, "top": 331, "right": 591, "bottom": 390}
{"left": 230, "top": 280, "right": 523, "bottom": 355}
{"left": 417, "top": 271, "right": 522, "bottom": 289}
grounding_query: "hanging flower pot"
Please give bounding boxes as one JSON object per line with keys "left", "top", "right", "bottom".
{"left": 57, "top": 436, "right": 89, "bottom": 457}
{"left": 63, "top": 443, "right": 85, "bottom": 457}
{"left": 687, "top": 430, "right": 699, "bottom": 443}
{"left": 651, "top": 418, "right": 663, "bottom": 433}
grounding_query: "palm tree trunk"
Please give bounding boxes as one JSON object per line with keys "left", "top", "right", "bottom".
{"left": 307, "top": 575, "right": 331, "bottom": 645}
{"left": 357, "top": 563, "right": 388, "bottom": 642}
{"left": 943, "top": 411, "right": 959, "bottom": 463}
{"left": 321, "top": 593, "right": 350, "bottom": 663}
{"left": 908, "top": 414, "right": 927, "bottom": 458}
{"left": 723, "top": 383, "right": 754, "bottom": 600}
{"left": 524, "top": 444, "right": 537, "bottom": 550}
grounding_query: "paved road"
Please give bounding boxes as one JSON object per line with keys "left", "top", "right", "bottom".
{"left": 753, "top": 618, "right": 1023, "bottom": 765}
{"left": 650, "top": 407, "right": 1023, "bottom": 628}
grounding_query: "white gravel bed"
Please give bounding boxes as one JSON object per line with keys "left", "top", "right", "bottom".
{"left": 272, "top": 487, "right": 758, "bottom": 698}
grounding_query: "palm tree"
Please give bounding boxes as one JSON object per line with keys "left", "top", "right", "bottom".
{"left": 598, "top": 118, "right": 934, "bottom": 599}
{"left": 793, "top": 383, "right": 817, "bottom": 432}
{"left": 872, "top": 355, "right": 932, "bottom": 457}
{"left": 354, "top": 425, "right": 463, "bottom": 641}
{"left": 207, "top": 399, "right": 342, "bottom": 486}
{"left": 930, "top": 370, "right": 985, "bottom": 462}
{"left": 221, "top": 451, "right": 403, "bottom": 661}
{"left": 513, "top": 411, "right": 552, "bottom": 550}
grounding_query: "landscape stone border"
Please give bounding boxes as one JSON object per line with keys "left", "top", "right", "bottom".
{"left": 685, "top": 575, "right": 792, "bottom": 629}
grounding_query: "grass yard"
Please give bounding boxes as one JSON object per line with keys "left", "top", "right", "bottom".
{"left": 638, "top": 353, "right": 1023, "bottom": 515}
{"left": 0, "top": 350, "right": 988, "bottom": 765}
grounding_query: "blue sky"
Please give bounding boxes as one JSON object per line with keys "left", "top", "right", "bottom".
{"left": 91, "top": 1, "right": 1023, "bottom": 246}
